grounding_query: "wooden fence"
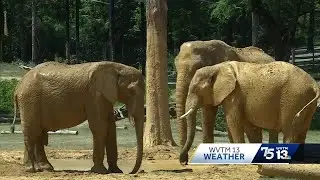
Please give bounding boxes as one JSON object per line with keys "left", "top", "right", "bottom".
{"left": 290, "top": 45, "right": 320, "bottom": 73}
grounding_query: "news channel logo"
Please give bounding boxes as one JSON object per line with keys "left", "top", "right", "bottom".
{"left": 189, "top": 143, "right": 303, "bottom": 164}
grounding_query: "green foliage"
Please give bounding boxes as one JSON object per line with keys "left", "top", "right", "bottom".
{"left": 0, "top": 79, "right": 19, "bottom": 113}
{"left": 2, "top": 0, "right": 320, "bottom": 64}
{"left": 196, "top": 106, "right": 227, "bottom": 132}
{"left": 210, "top": 0, "right": 248, "bottom": 24}
{"left": 310, "top": 108, "right": 320, "bottom": 130}
{"left": 215, "top": 106, "right": 227, "bottom": 131}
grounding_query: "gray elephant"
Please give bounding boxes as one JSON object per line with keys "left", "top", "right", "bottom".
{"left": 175, "top": 39, "right": 279, "bottom": 148}
{"left": 180, "top": 61, "right": 320, "bottom": 164}
{"left": 12, "top": 61, "right": 144, "bottom": 174}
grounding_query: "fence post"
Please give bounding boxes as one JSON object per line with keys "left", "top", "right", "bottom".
{"left": 291, "top": 48, "right": 295, "bottom": 65}
{"left": 312, "top": 45, "right": 315, "bottom": 71}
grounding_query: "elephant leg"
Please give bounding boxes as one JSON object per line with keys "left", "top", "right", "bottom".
{"left": 35, "top": 131, "right": 53, "bottom": 171}
{"left": 268, "top": 130, "right": 279, "bottom": 143}
{"left": 21, "top": 109, "right": 42, "bottom": 172}
{"left": 88, "top": 121, "right": 109, "bottom": 174}
{"left": 23, "top": 134, "right": 42, "bottom": 172}
{"left": 224, "top": 107, "right": 245, "bottom": 143}
{"left": 202, "top": 105, "right": 217, "bottom": 143}
{"left": 244, "top": 122, "right": 262, "bottom": 143}
{"left": 295, "top": 131, "right": 308, "bottom": 143}
{"left": 106, "top": 114, "right": 122, "bottom": 173}
{"left": 293, "top": 106, "right": 315, "bottom": 143}
{"left": 87, "top": 93, "right": 109, "bottom": 174}
{"left": 23, "top": 146, "right": 30, "bottom": 165}
{"left": 223, "top": 97, "right": 245, "bottom": 143}
{"left": 227, "top": 126, "right": 234, "bottom": 143}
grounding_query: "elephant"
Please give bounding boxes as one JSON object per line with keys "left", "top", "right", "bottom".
{"left": 179, "top": 61, "right": 320, "bottom": 165}
{"left": 174, "top": 39, "right": 279, "bottom": 149}
{"left": 12, "top": 61, "right": 145, "bottom": 174}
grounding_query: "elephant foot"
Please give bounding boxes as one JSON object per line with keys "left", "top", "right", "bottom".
{"left": 179, "top": 153, "right": 189, "bottom": 166}
{"left": 24, "top": 165, "right": 36, "bottom": 173}
{"left": 91, "top": 165, "right": 109, "bottom": 174}
{"left": 25, "top": 163, "right": 42, "bottom": 173}
{"left": 38, "top": 161, "right": 54, "bottom": 171}
{"left": 108, "top": 165, "right": 123, "bottom": 173}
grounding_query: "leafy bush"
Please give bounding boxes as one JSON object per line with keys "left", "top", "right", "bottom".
{"left": 0, "top": 79, "right": 19, "bottom": 113}
{"left": 215, "top": 106, "right": 226, "bottom": 131}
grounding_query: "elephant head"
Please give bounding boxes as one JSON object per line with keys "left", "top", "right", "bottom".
{"left": 179, "top": 63, "right": 237, "bottom": 165}
{"left": 89, "top": 62, "right": 145, "bottom": 174}
{"left": 174, "top": 40, "right": 275, "bottom": 148}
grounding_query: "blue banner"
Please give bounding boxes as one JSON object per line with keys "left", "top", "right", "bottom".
{"left": 189, "top": 143, "right": 320, "bottom": 164}
{"left": 251, "top": 143, "right": 300, "bottom": 164}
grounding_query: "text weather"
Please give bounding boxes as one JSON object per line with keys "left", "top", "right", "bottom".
{"left": 189, "top": 143, "right": 262, "bottom": 164}
{"left": 203, "top": 146, "right": 244, "bottom": 161}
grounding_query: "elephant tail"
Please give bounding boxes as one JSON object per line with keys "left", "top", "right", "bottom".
{"left": 292, "top": 83, "right": 320, "bottom": 134}
{"left": 10, "top": 93, "right": 18, "bottom": 134}
{"left": 317, "top": 86, "right": 320, "bottom": 107}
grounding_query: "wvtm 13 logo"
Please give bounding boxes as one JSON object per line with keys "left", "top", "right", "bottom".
{"left": 260, "top": 146, "right": 291, "bottom": 160}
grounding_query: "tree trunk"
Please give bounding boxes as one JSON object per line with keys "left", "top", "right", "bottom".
{"left": 75, "top": 0, "right": 80, "bottom": 62}
{"left": 32, "top": 0, "right": 38, "bottom": 63}
{"left": 108, "top": 0, "right": 115, "bottom": 61}
{"left": 65, "top": 0, "right": 70, "bottom": 63}
{"left": 251, "top": 12, "right": 259, "bottom": 46}
{"left": 307, "top": 0, "right": 315, "bottom": 52}
{"left": 140, "top": 1, "right": 146, "bottom": 76}
{"left": 288, "top": 0, "right": 303, "bottom": 51}
{"left": 19, "top": 1, "right": 26, "bottom": 62}
{"left": 250, "top": 0, "right": 258, "bottom": 46}
{"left": 0, "top": 0, "right": 3, "bottom": 62}
{"left": 273, "top": 0, "right": 283, "bottom": 60}
{"left": 250, "top": 0, "right": 259, "bottom": 46}
{"left": 102, "top": 41, "right": 107, "bottom": 59}
{"left": 144, "top": 0, "right": 176, "bottom": 147}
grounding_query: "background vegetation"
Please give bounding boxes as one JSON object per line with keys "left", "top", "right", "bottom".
{"left": 0, "top": 79, "right": 18, "bottom": 113}
{"left": 0, "top": 0, "right": 319, "bottom": 69}
{"left": 1, "top": 0, "right": 320, "bottom": 131}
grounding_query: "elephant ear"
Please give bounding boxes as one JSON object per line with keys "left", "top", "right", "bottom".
{"left": 89, "top": 66, "right": 118, "bottom": 104}
{"left": 212, "top": 64, "right": 237, "bottom": 106}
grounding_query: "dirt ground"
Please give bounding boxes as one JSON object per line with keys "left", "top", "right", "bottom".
{"left": 1, "top": 121, "right": 320, "bottom": 180}
{"left": 0, "top": 145, "right": 275, "bottom": 180}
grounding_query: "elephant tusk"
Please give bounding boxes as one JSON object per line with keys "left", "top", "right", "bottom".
{"left": 129, "top": 115, "right": 135, "bottom": 127}
{"left": 180, "top": 108, "right": 194, "bottom": 119}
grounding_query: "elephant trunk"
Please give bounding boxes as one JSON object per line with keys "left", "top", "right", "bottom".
{"left": 175, "top": 71, "right": 191, "bottom": 147}
{"left": 179, "top": 94, "right": 200, "bottom": 165}
{"left": 129, "top": 107, "right": 144, "bottom": 174}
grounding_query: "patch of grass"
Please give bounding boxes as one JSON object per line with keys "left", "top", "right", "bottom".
{"left": 0, "top": 62, "right": 32, "bottom": 77}
{"left": 0, "top": 79, "right": 19, "bottom": 113}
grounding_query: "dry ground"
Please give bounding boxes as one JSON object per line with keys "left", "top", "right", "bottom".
{"left": 1, "top": 114, "right": 320, "bottom": 180}
{"left": 0, "top": 146, "right": 283, "bottom": 180}
{"left": 0, "top": 121, "right": 299, "bottom": 180}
